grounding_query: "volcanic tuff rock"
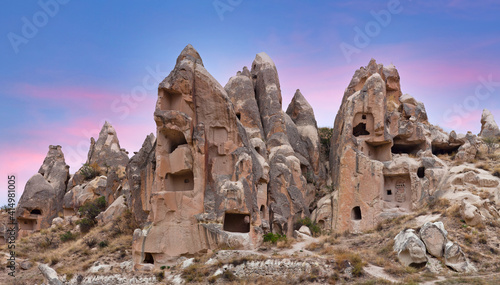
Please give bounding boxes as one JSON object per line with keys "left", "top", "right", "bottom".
{"left": 479, "top": 108, "right": 500, "bottom": 137}
{"left": 326, "top": 59, "right": 479, "bottom": 233}
{"left": 15, "top": 145, "right": 69, "bottom": 237}
{"left": 131, "top": 45, "right": 321, "bottom": 266}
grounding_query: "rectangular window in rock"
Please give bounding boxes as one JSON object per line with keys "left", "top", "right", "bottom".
{"left": 352, "top": 113, "right": 374, "bottom": 137}
{"left": 19, "top": 219, "right": 36, "bottom": 231}
{"left": 223, "top": 213, "right": 250, "bottom": 233}
{"left": 383, "top": 174, "right": 411, "bottom": 210}
{"left": 164, "top": 170, "right": 194, "bottom": 191}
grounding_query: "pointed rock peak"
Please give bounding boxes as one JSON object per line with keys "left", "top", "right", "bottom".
{"left": 38, "top": 145, "right": 67, "bottom": 176}
{"left": 286, "top": 89, "right": 316, "bottom": 127}
{"left": 251, "top": 52, "right": 276, "bottom": 73}
{"left": 481, "top": 109, "right": 495, "bottom": 122}
{"left": 99, "top": 121, "right": 117, "bottom": 137}
{"left": 176, "top": 44, "right": 204, "bottom": 66}
{"left": 241, "top": 66, "right": 251, "bottom": 77}
{"left": 290, "top": 89, "right": 312, "bottom": 110}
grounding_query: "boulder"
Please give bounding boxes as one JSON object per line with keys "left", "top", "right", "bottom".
{"left": 460, "top": 200, "right": 484, "bottom": 226}
{"left": 298, "top": 225, "right": 312, "bottom": 236}
{"left": 20, "top": 260, "right": 33, "bottom": 270}
{"left": 97, "top": 195, "right": 127, "bottom": 225}
{"left": 444, "top": 242, "right": 475, "bottom": 272}
{"left": 394, "top": 229, "right": 427, "bottom": 267}
{"left": 38, "top": 263, "right": 63, "bottom": 285}
{"left": 419, "top": 221, "right": 447, "bottom": 258}
{"left": 479, "top": 109, "right": 500, "bottom": 138}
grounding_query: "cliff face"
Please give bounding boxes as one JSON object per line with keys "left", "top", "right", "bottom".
{"left": 14, "top": 46, "right": 500, "bottom": 272}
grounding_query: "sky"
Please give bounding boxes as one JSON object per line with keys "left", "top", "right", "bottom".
{"left": 1, "top": 0, "right": 500, "bottom": 206}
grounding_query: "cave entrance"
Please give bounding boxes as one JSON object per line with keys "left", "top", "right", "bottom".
{"left": 353, "top": 123, "right": 370, "bottom": 137}
{"left": 143, "top": 252, "right": 154, "bottom": 264}
{"left": 165, "top": 170, "right": 194, "bottom": 191}
{"left": 30, "top": 209, "right": 42, "bottom": 215}
{"left": 223, "top": 213, "right": 250, "bottom": 233}
{"left": 431, "top": 144, "right": 461, "bottom": 156}
{"left": 391, "top": 137, "right": 425, "bottom": 155}
{"left": 351, "top": 206, "right": 362, "bottom": 220}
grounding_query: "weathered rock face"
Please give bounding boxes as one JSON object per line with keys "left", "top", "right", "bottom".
{"left": 250, "top": 53, "right": 313, "bottom": 235}
{"left": 16, "top": 145, "right": 69, "bottom": 237}
{"left": 327, "top": 59, "right": 465, "bottom": 233}
{"left": 286, "top": 89, "right": 323, "bottom": 183}
{"left": 479, "top": 109, "right": 500, "bottom": 137}
{"left": 63, "top": 122, "right": 129, "bottom": 217}
{"left": 126, "top": 133, "right": 156, "bottom": 226}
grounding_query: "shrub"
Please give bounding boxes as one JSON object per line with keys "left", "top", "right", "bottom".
{"left": 80, "top": 162, "right": 99, "bottom": 180}
{"left": 111, "top": 209, "right": 138, "bottom": 236}
{"left": 60, "top": 231, "right": 76, "bottom": 242}
{"left": 84, "top": 237, "right": 97, "bottom": 248}
{"left": 263, "top": 233, "right": 287, "bottom": 244}
{"left": 77, "top": 196, "right": 107, "bottom": 233}
{"left": 318, "top": 127, "right": 333, "bottom": 158}
{"left": 77, "top": 218, "right": 94, "bottom": 234}
{"left": 98, "top": 240, "right": 109, "bottom": 248}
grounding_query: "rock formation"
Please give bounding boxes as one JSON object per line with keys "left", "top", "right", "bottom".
{"left": 327, "top": 59, "right": 475, "bottom": 233}
{"left": 479, "top": 109, "right": 500, "bottom": 137}
{"left": 15, "top": 145, "right": 69, "bottom": 237}
{"left": 132, "top": 45, "right": 321, "bottom": 267}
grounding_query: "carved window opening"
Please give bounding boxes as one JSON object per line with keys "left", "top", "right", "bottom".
{"left": 386, "top": 190, "right": 392, "bottom": 195}
{"left": 353, "top": 123, "right": 370, "bottom": 137}
{"left": 30, "top": 209, "right": 42, "bottom": 215}
{"left": 19, "top": 219, "right": 35, "bottom": 231}
{"left": 143, "top": 253, "right": 154, "bottom": 264}
{"left": 236, "top": 112, "right": 241, "bottom": 120}
{"left": 417, "top": 167, "right": 425, "bottom": 178}
{"left": 223, "top": 213, "right": 250, "bottom": 233}
{"left": 165, "top": 170, "right": 194, "bottom": 191}
{"left": 351, "top": 206, "right": 362, "bottom": 220}
{"left": 163, "top": 129, "right": 187, "bottom": 154}
{"left": 391, "top": 137, "right": 424, "bottom": 155}
{"left": 160, "top": 89, "right": 183, "bottom": 111}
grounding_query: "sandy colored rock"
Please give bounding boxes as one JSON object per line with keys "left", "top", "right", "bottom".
{"left": 394, "top": 229, "right": 427, "bottom": 267}
{"left": 419, "top": 221, "right": 447, "bottom": 258}
{"left": 479, "top": 109, "right": 500, "bottom": 137}
{"left": 16, "top": 145, "right": 69, "bottom": 237}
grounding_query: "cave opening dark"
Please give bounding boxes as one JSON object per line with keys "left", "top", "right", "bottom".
{"left": 353, "top": 123, "right": 370, "bottom": 137}
{"left": 417, "top": 167, "right": 425, "bottom": 178}
{"left": 30, "top": 209, "right": 42, "bottom": 215}
{"left": 351, "top": 206, "right": 362, "bottom": 220}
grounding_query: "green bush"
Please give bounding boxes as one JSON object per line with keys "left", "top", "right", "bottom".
{"left": 60, "top": 231, "right": 76, "bottom": 242}
{"left": 98, "top": 240, "right": 108, "bottom": 248}
{"left": 296, "top": 217, "right": 321, "bottom": 237}
{"left": 263, "top": 233, "right": 287, "bottom": 243}
{"left": 76, "top": 196, "right": 107, "bottom": 234}
{"left": 80, "top": 162, "right": 99, "bottom": 180}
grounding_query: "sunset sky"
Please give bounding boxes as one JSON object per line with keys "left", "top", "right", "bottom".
{"left": 1, "top": 0, "right": 500, "bottom": 205}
